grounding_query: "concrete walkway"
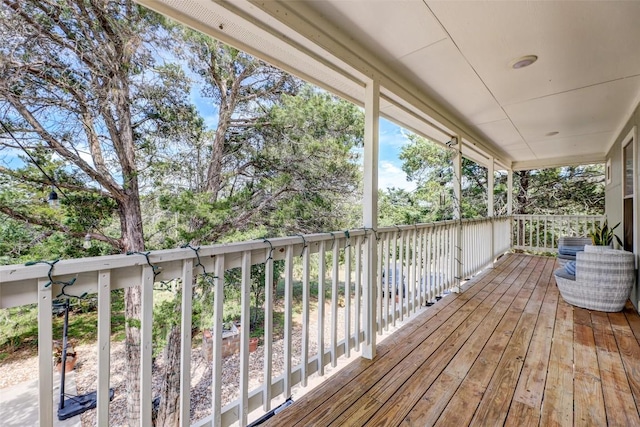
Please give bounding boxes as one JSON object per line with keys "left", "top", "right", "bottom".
{"left": 0, "top": 372, "right": 81, "bottom": 427}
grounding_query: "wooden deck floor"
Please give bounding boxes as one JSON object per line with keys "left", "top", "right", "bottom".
{"left": 265, "top": 253, "right": 640, "bottom": 426}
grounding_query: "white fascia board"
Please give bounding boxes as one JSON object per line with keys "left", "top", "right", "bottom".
{"left": 512, "top": 154, "right": 606, "bottom": 171}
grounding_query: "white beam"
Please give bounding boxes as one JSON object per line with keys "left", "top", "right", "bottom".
{"left": 362, "top": 79, "right": 379, "bottom": 359}
{"left": 512, "top": 154, "right": 605, "bottom": 171}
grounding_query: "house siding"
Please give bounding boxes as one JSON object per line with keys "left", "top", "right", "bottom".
{"left": 606, "top": 101, "right": 640, "bottom": 312}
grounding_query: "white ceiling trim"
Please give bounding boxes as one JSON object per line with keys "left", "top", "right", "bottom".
{"left": 512, "top": 154, "right": 605, "bottom": 172}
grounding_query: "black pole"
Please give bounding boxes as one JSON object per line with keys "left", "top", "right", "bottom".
{"left": 58, "top": 299, "right": 70, "bottom": 411}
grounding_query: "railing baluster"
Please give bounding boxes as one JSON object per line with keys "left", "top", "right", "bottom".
{"left": 376, "top": 236, "right": 383, "bottom": 334}
{"left": 384, "top": 232, "right": 391, "bottom": 330}
{"left": 355, "top": 236, "right": 362, "bottom": 351}
{"left": 391, "top": 230, "right": 398, "bottom": 325}
{"left": 416, "top": 228, "right": 423, "bottom": 307}
{"left": 97, "top": 270, "right": 111, "bottom": 426}
{"left": 344, "top": 238, "right": 352, "bottom": 358}
{"left": 212, "top": 255, "right": 225, "bottom": 426}
{"left": 264, "top": 248, "right": 274, "bottom": 411}
{"left": 38, "top": 278, "right": 53, "bottom": 427}
{"left": 178, "top": 261, "right": 193, "bottom": 427}
{"left": 301, "top": 245, "right": 310, "bottom": 386}
{"left": 141, "top": 266, "right": 154, "bottom": 426}
{"left": 411, "top": 227, "right": 418, "bottom": 314}
{"left": 398, "top": 230, "right": 405, "bottom": 321}
{"left": 283, "top": 245, "right": 294, "bottom": 399}
{"left": 331, "top": 240, "right": 339, "bottom": 366}
{"left": 427, "top": 227, "right": 432, "bottom": 300}
{"left": 404, "top": 229, "right": 411, "bottom": 318}
{"left": 239, "top": 251, "right": 251, "bottom": 424}
{"left": 317, "top": 240, "right": 326, "bottom": 376}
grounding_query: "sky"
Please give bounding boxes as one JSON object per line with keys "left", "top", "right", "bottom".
{"left": 378, "top": 118, "right": 416, "bottom": 192}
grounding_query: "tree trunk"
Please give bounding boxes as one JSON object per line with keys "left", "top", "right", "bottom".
{"left": 119, "top": 192, "right": 146, "bottom": 426}
{"left": 156, "top": 324, "right": 182, "bottom": 426}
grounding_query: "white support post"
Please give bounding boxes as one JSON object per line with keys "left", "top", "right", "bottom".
{"left": 487, "top": 158, "right": 494, "bottom": 217}
{"left": 507, "top": 169, "right": 514, "bottom": 250}
{"left": 507, "top": 169, "right": 513, "bottom": 216}
{"left": 362, "top": 78, "right": 379, "bottom": 360}
{"left": 488, "top": 158, "right": 495, "bottom": 260}
{"left": 452, "top": 143, "right": 462, "bottom": 293}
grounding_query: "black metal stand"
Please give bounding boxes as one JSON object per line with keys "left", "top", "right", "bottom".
{"left": 56, "top": 298, "right": 114, "bottom": 421}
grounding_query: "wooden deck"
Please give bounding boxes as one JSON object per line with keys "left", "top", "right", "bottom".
{"left": 265, "top": 253, "right": 640, "bottom": 426}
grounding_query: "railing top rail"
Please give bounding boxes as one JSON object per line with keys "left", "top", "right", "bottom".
{"left": 512, "top": 214, "right": 605, "bottom": 218}
{"left": 0, "top": 217, "right": 511, "bottom": 284}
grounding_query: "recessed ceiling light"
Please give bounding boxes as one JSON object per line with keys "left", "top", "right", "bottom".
{"left": 510, "top": 55, "right": 538, "bottom": 69}
{"left": 545, "top": 131, "right": 559, "bottom": 137}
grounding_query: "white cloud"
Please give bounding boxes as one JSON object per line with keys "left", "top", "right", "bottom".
{"left": 378, "top": 161, "right": 416, "bottom": 191}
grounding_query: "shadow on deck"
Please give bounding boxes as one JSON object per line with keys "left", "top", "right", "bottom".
{"left": 264, "top": 253, "right": 640, "bottom": 426}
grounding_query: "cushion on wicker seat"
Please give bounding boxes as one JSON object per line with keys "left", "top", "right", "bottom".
{"left": 558, "top": 246, "right": 585, "bottom": 256}
{"left": 554, "top": 267, "right": 575, "bottom": 281}
{"left": 565, "top": 261, "right": 576, "bottom": 276}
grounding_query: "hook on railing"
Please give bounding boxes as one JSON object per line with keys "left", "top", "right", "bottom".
{"left": 127, "top": 251, "right": 162, "bottom": 279}
{"left": 329, "top": 232, "right": 336, "bottom": 250}
{"left": 263, "top": 239, "right": 274, "bottom": 263}
{"left": 296, "top": 234, "right": 308, "bottom": 257}
{"left": 344, "top": 230, "right": 351, "bottom": 249}
{"left": 181, "top": 244, "right": 217, "bottom": 286}
{"left": 25, "top": 260, "right": 87, "bottom": 299}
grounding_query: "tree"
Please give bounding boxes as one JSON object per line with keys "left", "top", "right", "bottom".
{"left": 513, "top": 166, "right": 604, "bottom": 215}
{"left": 0, "top": 1, "right": 197, "bottom": 423}
{"left": 396, "top": 133, "right": 491, "bottom": 221}
{"left": 1, "top": 3, "right": 365, "bottom": 425}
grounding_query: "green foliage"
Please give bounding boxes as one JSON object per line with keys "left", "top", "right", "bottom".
{"left": 589, "top": 219, "right": 622, "bottom": 247}
{"left": 514, "top": 166, "right": 604, "bottom": 215}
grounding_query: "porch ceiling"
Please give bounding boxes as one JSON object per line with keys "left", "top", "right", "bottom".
{"left": 137, "top": 0, "right": 640, "bottom": 170}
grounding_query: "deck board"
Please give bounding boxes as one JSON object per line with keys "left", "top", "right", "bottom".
{"left": 264, "top": 253, "right": 640, "bottom": 427}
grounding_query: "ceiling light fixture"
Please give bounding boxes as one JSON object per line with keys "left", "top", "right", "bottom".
{"left": 510, "top": 55, "right": 538, "bottom": 69}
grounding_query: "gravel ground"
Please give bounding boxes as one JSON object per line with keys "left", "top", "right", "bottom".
{"left": 2, "top": 298, "right": 368, "bottom": 426}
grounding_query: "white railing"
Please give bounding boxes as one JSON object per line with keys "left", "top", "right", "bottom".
{"left": 0, "top": 217, "right": 510, "bottom": 427}
{"left": 512, "top": 214, "right": 605, "bottom": 253}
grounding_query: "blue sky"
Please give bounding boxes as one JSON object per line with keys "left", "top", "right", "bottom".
{"left": 378, "top": 118, "right": 416, "bottom": 192}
